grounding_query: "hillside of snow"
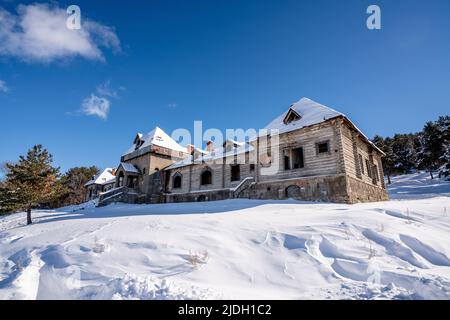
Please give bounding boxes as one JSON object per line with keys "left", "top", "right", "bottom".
{"left": 1, "top": 172, "right": 450, "bottom": 300}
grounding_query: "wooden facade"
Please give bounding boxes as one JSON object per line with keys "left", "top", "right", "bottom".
{"left": 97, "top": 99, "right": 389, "bottom": 205}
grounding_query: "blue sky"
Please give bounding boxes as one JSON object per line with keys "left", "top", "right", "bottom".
{"left": 1, "top": 0, "right": 449, "bottom": 173}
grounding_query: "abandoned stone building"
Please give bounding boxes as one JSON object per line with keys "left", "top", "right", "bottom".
{"left": 94, "top": 98, "right": 389, "bottom": 205}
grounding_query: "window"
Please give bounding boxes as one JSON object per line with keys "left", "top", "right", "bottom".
{"left": 173, "top": 174, "right": 182, "bottom": 189}
{"left": 358, "top": 154, "right": 364, "bottom": 175}
{"left": 231, "top": 165, "right": 240, "bottom": 182}
{"left": 142, "top": 168, "right": 146, "bottom": 175}
{"left": 373, "top": 165, "right": 379, "bottom": 182}
{"left": 365, "top": 159, "right": 372, "bottom": 178}
{"left": 292, "top": 147, "right": 304, "bottom": 169}
{"left": 316, "top": 141, "right": 330, "bottom": 154}
{"left": 250, "top": 164, "right": 255, "bottom": 172}
{"left": 284, "top": 154, "right": 291, "bottom": 170}
{"left": 284, "top": 147, "right": 304, "bottom": 170}
{"left": 201, "top": 170, "right": 212, "bottom": 185}
{"left": 283, "top": 108, "right": 301, "bottom": 124}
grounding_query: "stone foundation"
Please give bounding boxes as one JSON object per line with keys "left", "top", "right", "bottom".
{"left": 165, "top": 189, "right": 233, "bottom": 203}
{"left": 346, "top": 176, "right": 389, "bottom": 203}
{"left": 101, "top": 174, "right": 389, "bottom": 206}
{"left": 249, "top": 174, "right": 351, "bottom": 203}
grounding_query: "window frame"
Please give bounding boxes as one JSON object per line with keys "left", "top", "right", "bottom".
{"left": 230, "top": 164, "right": 241, "bottom": 182}
{"left": 172, "top": 173, "right": 182, "bottom": 189}
{"left": 200, "top": 169, "right": 212, "bottom": 186}
{"left": 315, "top": 140, "right": 330, "bottom": 155}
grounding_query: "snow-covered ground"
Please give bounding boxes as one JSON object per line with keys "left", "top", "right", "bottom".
{"left": 1, "top": 172, "right": 450, "bottom": 300}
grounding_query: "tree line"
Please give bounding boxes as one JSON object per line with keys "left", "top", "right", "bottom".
{"left": 372, "top": 115, "right": 450, "bottom": 184}
{"left": 0, "top": 144, "right": 99, "bottom": 223}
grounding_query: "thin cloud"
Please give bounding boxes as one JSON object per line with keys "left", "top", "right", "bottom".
{"left": 81, "top": 94, "right": 110, "bottom": 120}
{"left": 167, "top": 102, "right": 177, "bottom": 109}
{"left": 96, "top": 80, "right": 118, "bottom": 98}
{"left": 0, "top": 80, "right": 8, "bottom": 93}
{"left": 0, "top": 3, "right": 120, "bottom": 63}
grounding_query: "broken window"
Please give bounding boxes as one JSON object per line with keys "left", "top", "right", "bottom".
{"left": 316, "top": 141, "right": 330, "bottom": 154}
{"left": 292, "top": 147, "right": 304, "bottom": 169}
{"left": 365, "top": 159, "right": 372, "bottom": 178}
{"left": 283, "top": 108, "right": 301, "bottom": 125}
{"left": 358, "top": 154, "right": 364, "bottom": 175}
{"left": 373, "top": 165, "right": 379, "bottom": 182}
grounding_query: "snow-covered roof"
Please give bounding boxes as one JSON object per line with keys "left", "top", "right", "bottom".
{"left": 263, "top": 97, "right": 343, "bottom": 135}
{"left": 262, "top": 97, "right": 384, "bottom": 155}
{"left": 123, "top": 126, "right": 187, "bottom": 156}
{"left": 84, "top": 168, "right": 116, "bottom": 187}
{"left": 166, "top": 142, "right": 254, "bottom": 170}
{"left": 118, "top": 162, "right": 140, "bottom": 174}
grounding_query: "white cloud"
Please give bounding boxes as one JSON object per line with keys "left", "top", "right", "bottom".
{"left": 81, "top": 94, "right": 110, "bottom": 119}
{"left": 0, "top": 3, "right": 120, "bottom": 63}
{"left": 0, "top": 80, "right": 8, "bottom": 92}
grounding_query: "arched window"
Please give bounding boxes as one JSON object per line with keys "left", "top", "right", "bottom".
{"left": 201, "top": 170, "right": 212, "bottom": 185}
{"left": 118, "top": 171, "right": 124, "bottom": 187}
{"left": 173, "top": 173, "right": 182, "bottom": 189}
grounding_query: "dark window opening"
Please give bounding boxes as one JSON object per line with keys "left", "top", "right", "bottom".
{"left": 284, "top": 148, "right": 304, "bottom": 170}
{"left": 373, "top": 165, "right": 379, "bottom": 182}
{"left": 358, "top": 154, "right": 364, "bottom": 175}
{"left": 316, "top": 141, "right": 330, "bottom": 154}
{"left": 173, "top": 175, "right": 182, "bottom": 189}
{"left": 201, "top": 170, "right": 212, "bottom": 185}
{"left": 231, "top": 165, "right": 240, "bottom": 182}
{"left": 292, "top": 147, "right": 304, "bottom": 169}
{"left": 250, "top": 164, "right": 255, "bottom": 172}
{"left": 284, "top": 155, "right": 291, "bottom": 170}
{"left": 142, "top": 168, "right": 146, "bottom": 175}
{"left": 365, "top": 159, "right": 372, "bottom": 178}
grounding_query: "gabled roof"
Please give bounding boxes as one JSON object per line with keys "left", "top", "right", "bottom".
{"left": 84, "top": 168, "right": 116, "bottom": 187}
{"left": 123, "top": 126, "right": 187, "bottom": 156}
{"left": 117, "top": 162, "right": 140, "bottom": 174}
{"left": 264, "top": 97, "right": 343, "bottom": 135}
{"left": 263, "top": 97, "right": 384, "bottom": 155}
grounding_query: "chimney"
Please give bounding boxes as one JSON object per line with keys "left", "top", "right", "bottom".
{"left": 187, "top": 144, "right": 195, "bottom": 155}
{"left": 206, "top": 141, "right": 214, "bottom": 152}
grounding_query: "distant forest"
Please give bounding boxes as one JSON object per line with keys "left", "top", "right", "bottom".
{"left": 372, "top": 115, "right": 450, "bottom": 184}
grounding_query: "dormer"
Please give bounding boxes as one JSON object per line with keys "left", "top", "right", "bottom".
{"left": 283, "top": 107, "right": 301, "bottom": 125}
{"left": 133, "top": 133, "right": 144, "bottom": 150}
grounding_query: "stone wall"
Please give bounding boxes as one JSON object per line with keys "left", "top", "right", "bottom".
{"left": 248, "top": 174, "right": 350, "bottom": 203}
{"left": 345, "top": 176, "right": 389, "bottom": 203}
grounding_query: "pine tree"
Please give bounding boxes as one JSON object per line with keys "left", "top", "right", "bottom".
{"left": 391, "top": 134, "right": 416, "bottom": 174}
{"left": 0, "top": 145, "right": 60, "bottom": 224}
{"left": 53, "top": 166, "right": 100, "bottom": 207}
{"left": 417, "top": 122, "right": 444, "bottom": 179}
{"left": 440, "top": 143, "right": 450, "bottom": 180}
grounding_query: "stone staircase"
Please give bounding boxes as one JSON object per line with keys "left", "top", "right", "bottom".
{"left": 232, "top": 177, "right": 255, "bottom": 198}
